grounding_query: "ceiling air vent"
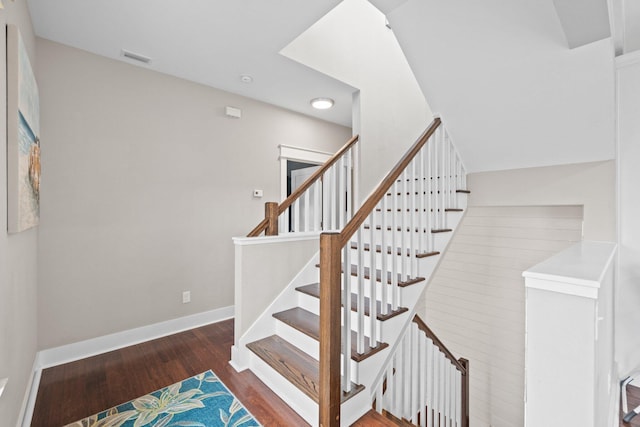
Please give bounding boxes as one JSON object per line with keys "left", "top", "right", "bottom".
{"left": 121, "top": 49, "right": 152, "bottom": 64}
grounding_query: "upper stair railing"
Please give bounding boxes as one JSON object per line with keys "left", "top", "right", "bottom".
{"left": 247, "top": 135, "right": 359, "bottom": 237}
{"left": 318, "top": 117, "right": 468, "bottom": 426}
{"left": 372, "top": 315, "right": 469, "bottom": 427}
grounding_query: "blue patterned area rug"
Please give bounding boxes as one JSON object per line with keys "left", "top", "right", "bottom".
{"left": 65, "top": 370, "right": 262, "bottom": 427}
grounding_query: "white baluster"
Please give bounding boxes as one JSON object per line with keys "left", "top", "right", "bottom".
{"left": 369, "top": 212, "right": 377, "bottom": 348}
{"left": 454, "top": 369, "right": 461, "bottom": 427}
{"left": 395, "top": 340, "right": 404, "bottom": 416}
{"left": 346, "top": 148, "right": 352, "bottom": 222}
{"left": 403, "top": 333, "right": 411, "bottom": 420}
{"left": 391, "top": 181, "right": 398, "bottom": 311}
{"left": 313, "top": 181, "right": 321, "bottom": 231}
{"left": 444, "top": 358, "right": 450, "bottom": 425}
{"left": 411, "top": 323, "right": 419, "bottom": 423}
{"left": 380, "top": 197, "right": 388, "bottom": 316}
{"left": 292, "top": 199, "right": 300, "bottom": 232}
{"left": 419, "top": 332, "right": 427, "bottom": 427}
{"left": 357, "top": 228, "right": 365, "bottom": 354}
{"left": 342, "top": 244, "right": 351, "bottom": 393}
{"left": 303, "top": 190, "right": 310, "bottom": 232}
{"left": 322, "top": 174, "right": 329, "bottom": 231}
{"left": 401, "top": 169, "right": 408, "bottom": 283}
{"left": 338, "top": 156, "right": 345, "bottom": 229}
{"left": 426, "top": 338, "right": 434, "bottom": 427}
{"left": 427, "top": 140, "right": 433, "bottom": 253}
{"left": 419, "top": 148, "right": 426, "bottom": 256}
{"left": 410, "top": 159, "right": 417, "bottom": 279}
{"left": 329, "top": 166, "right": 337, "bottom": 230}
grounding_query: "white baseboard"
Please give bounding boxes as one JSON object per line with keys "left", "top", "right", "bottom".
{"left": 18, "top": 306, "right": 234, "bottom": 427}
{"left": 17, "top": 354, "right": 41, "bottom": 427}
{"left": 38, "top": 306, "right": 234, "bottom": 369}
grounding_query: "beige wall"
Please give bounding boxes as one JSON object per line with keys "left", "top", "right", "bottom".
{"left": 35, "top": 38, "right": 351, "bottom": 349}
{"left": 0, "top": 3, "right": 39, "bottom": 426}
{"left": 467, "top": 160, "right": 615, "bottom": 241}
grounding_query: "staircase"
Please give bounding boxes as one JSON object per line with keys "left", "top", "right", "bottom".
{"left": 232, "top": 118, "right": 469, "bottom": 426}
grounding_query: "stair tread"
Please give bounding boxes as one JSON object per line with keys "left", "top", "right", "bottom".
{"left": 374, "top": 208, "right": 460, "bottom": 212}
{"left": 352, "top": 409, "right": 406, "bottom": 426}
{"left": 273, "top": 307, "right": 388, "bottom": 362}
{"left": 246, "top": 335, "right": 364, "bottom": 404}
{"left": 295, "top": 283, "right": 409, "bottom": 321}
{"left": 363, "top": 224, "right": 452, "bottom": 235}
{"left": 314, "top": 263, "right": 424, "bottom": 287}
{"left": 350, "top": 242, "right": 437, "bottom": 259}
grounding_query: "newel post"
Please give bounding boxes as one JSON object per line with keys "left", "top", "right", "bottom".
{"left": 460, "top": 358, "right": 469, "bottom": 427}
{"left": 319, "top": 232, "right": 342, "bottom": 427}
{"left": 265, "top": 202, "right": 279, "bottom": 236}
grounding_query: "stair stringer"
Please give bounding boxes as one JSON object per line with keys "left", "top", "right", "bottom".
{"left": 232, "top": 197, "right": 468, "bottom": 427}
{"left": 230, "top": 251, "right": 320, "bottom": 372}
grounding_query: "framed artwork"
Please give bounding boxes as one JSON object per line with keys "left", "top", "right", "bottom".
{"left": 7, "top": 24, "right": 40, "bottom": 233}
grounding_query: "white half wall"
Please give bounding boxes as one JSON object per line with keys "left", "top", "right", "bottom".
{"left": 35, "top": 38, "right": 351, "bottom": 350}
{"left": 233, "top": 233, "right": 320, "bottom": 344}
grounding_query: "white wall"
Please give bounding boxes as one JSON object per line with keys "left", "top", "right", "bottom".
{"left": 0, "top": 4, "right": 39, "bottom": 426}
{"left": 385, "top": 0, "right": 615, "bottom": 173}
{"left": 616, "top": 52, "right": 640, "bottom": 377}
{"left": 35, "top": 39, "right": 351, "bottom": 349}
{"left": 419, "top": 206, "right": 583, "bottom": 427}
{"left": 281, "top": 0, "right": 433, "bottom": 199}
{"left": 466, "top": 160, "right": 615, "bottom": 241}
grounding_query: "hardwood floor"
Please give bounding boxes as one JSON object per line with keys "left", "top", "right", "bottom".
{"left": 622, "top": 384, "right": 640, "bottom": 426}
{"left": 30, "top": 319, "right": 309, "bottom": 426}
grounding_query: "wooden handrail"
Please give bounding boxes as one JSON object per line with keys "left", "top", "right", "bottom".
{"left": 338, "top": 118, "right": 441, "bottom": 247}
{"left": 247, "top": 218, "right": 269, "bottom": 238}
{"left": 278, "top": 135, "right": 359, "bottom": 216}
{"left": 246, "top": 134, "right": 359, "bottom": 237}
{"left": 412, "top": 314, "right": 467, "bottom": 374}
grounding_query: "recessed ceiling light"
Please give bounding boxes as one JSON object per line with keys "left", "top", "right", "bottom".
{"left": 240, "top": 74, "right": 253, "bottom": 83}
{"left": 311, "top": 97, "right": 334, "bottom": 110}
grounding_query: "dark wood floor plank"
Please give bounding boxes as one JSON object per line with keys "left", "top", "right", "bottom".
{"left": 30, "top": 319, "right": 309, "bottom": 427}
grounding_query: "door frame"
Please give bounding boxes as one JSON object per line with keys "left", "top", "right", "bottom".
{"left": 278, "top": 145, "right": 332, "bottom": 202}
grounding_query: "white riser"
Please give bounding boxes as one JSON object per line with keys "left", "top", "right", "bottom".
{"left": 246, "top": 350, "right": 319, "bottom": 427}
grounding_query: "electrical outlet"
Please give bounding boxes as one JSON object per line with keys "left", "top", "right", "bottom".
{"left": 182, "top": 291, "right": 191, "bottom": 304}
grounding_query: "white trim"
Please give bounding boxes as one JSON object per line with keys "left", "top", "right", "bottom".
{"left": 278, "top": 144, "right": 333, "bottom": 162}
{"left": 38, "top": 306, "right": 233, "bottom": 369}
{"left": 18, "top": 307, "right": 234, "bottom": 427}
{"left": 17, "top": 355, "right": 41, "bottom": 427}
{"left": 279, "top": 145, "right": 333, "bottom": 202}
{"left": 616, "top": 50, "right": 640, "bottom": 69}
{"left": 523, "top": 241, "right": 617, "bottom": 299}
{"left": 233, "top": 232, "right": 320, "bottom": 246}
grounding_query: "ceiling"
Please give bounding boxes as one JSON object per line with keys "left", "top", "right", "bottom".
{"left": 384, "top": 0, "right": 616, "bottom": 173}
{"left": 26, "top": 0, "right": 356, "bottom": 127}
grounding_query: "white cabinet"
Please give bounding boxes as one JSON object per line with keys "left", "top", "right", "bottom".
{"left": 523, "top": 241, "right": 616, "bottom": 427}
